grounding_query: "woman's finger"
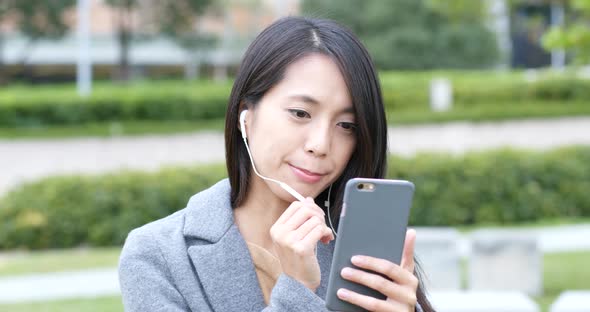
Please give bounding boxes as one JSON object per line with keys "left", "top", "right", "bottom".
{"left": 340, "top": 267, "right": 417, "bottom": 305}
{"left": 337, "top": 288, "right": 399, "bottom": 312}
{"left": 283, "top": 203, "right": 325, "bottom": 231}
{"left": 275, "top": 201, "right": 304, "bottom": 225}
{"left": 300, "top": 223, "right": 331, "bottom": 248}
{"left": 292, "top": 215, "right": 324, "bottom": 240}
{"left": 400, "top": 228, "right": 416, "bottom": 273}
{"left": 351, "top": 255, "right": 418, "bottom": 289}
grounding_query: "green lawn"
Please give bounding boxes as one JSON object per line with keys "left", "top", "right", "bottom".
{"left": 534, "top": 250, "right": 590, "bottom": 311}
{"left": 0, "top": 296, "right": 123, "bottom": 312}
{"left": 455, "top": 217, "right": 590, "bottom": 233}
{"left": 389, "top": 101, "right": 590, "bottom": 125}
{"left": 0, "top": 247, "right": 121, "bottom": 277}
{"left": 0, "top": 119, "right": 225, "bottom": 139}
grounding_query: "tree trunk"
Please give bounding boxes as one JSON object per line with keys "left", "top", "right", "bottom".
{"left": 116, "top": 28, "right": 131, "bottom": 80}
{"left": 0, "top": 34, "right": 4, "bottom": 84}
{"left": 114, "top": 3, "right": 132, "bottom": 81}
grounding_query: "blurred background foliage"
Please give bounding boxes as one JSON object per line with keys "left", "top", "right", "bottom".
{"left": 0, "top": 0, "right": 589, "bottom": 246}
{"left": 542, "top": 0, "right": 590, "bottom": 65}
{"left": 1, "top": 147, "right": 589, "bottom": 249}
{"left": 302, "top": 0, "right": 499, "bottom": 70}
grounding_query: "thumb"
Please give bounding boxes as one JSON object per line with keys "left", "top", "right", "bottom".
{"left": 401, "top": 228, "right": 416, "bottom": 273}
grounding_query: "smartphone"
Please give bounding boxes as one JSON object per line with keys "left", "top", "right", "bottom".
{"left": 325, "top": 178, "right": 415, "bottom": 312}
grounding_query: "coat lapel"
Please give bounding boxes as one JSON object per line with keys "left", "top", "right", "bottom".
{"left": 188, "top": 224, "right": 266, "bottom": 312}
{"left": 183, "top": 180, "right": 266, "bottom": 312}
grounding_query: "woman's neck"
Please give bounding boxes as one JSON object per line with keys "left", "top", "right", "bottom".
{"left": 234, "top": 177, "right": 290, "bottom": 251}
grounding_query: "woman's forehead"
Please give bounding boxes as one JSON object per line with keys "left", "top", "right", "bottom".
{"left": 272, "top": 54, "right": 353, "bottom": 112}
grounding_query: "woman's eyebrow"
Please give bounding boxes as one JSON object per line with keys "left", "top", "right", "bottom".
{"left": 288, "top": 94, "right": 319, "bottom": 105}
{"left": 288, "top": 94, "right": 354, "bottom": 113}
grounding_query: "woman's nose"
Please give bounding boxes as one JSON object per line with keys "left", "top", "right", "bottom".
{"left": 304, "top": 122, "right": 331, "bottom": 157}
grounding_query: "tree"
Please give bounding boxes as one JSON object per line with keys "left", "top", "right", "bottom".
{"left": 425, "top": 0, "right": 488, "bottom": 24}
{"left": 0, "top": 1, "right": 10, "bottom": 83}
{"left": 0, "top": 0, "right": 76, "bottom": 82}
{"left": 302, "top": 0, "right": 498, "bottom": 70}
{"left": 105, "top": 0, "right": 214, "bottom": 80}
{"left": 105, "top": 0, "right": 137, "bottom": 80}
{"left": 542, "top": 0, "right": 590, "bottom": 65}
{"left": 6, "top": 0, "right": 76, "bottom": 63}
{"left": 144, "top": 0, "right": 216, "bottom": 79}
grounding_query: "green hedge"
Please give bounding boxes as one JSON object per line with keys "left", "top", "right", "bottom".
{"left": 380, "top": 75, "right": 590, "bottom": 110}
{"left": 1, "top": 147, "right": 590, "bottom": 249}
{"left": 391, "top": 147, "right": 590, "bottom": 225}
{"left": 1, "top": 75, "right": 590, "bottom": 127}
{"left": 0, "top": 81, "right": 231, "bottom": 127}
{"left": 0, "top": 165, "right": 227, "bottom": 249}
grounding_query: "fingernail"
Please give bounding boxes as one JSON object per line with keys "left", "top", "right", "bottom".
{"left": 337, "top": 288, "right": 350, "bottom": 299}
{"left": 351, "top": 255, "right": 364, "bottom": 265}
{"left": 341, "top": 267, "right": 353, "bottom": 278}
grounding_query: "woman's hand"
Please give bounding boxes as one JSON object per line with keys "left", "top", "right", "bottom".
{"left": 270, "top": 197, "right": 335, "bottom": 291}
{"left": 337, "top": 229, "right": 419, "bottom": 311}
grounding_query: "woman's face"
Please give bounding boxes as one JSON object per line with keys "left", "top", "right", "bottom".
{"left": 243, "top": 53, "right": 356, "bottom": 202}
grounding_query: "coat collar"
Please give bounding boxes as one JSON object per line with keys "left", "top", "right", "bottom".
{"left": 183, "top": 179, "right": 233, "bottom": 243}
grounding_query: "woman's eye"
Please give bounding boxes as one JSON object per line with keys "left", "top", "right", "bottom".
{"left": 339, "top": 122, "right": 357, "bottom": 132}
{"left": 289, "top": 109, "right": 310, "bottom": 119}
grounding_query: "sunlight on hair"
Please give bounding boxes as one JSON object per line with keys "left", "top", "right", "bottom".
{"left": 311, "top": 29, "right": 321, "bottom": 47}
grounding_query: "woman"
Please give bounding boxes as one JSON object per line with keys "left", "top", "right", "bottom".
{"left": 119, "top": 16, "right": 434, "bottom": 312}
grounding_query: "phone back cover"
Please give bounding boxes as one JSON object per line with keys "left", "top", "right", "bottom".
{"left": 325, "top": 178, "right": 414, "bottom": 312}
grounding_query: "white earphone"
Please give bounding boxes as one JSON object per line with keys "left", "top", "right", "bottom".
{"left": 239, "top": 110, "right": 248, "bottom": 140}
{"left": 240, "top": 110, "right": 305, "bottom": 202}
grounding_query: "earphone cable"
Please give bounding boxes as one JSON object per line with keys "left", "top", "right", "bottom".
{"left": 242, "top": 136, "right": 305, "bottom": 201}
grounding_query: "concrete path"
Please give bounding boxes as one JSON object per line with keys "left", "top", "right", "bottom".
{"left": 1, "top": 224, "right": 589, "bottom": 304}
{"left": 2, "top": 117, "right": 590, "bottom": 197}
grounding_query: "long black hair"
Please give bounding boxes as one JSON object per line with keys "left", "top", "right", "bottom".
{"left": 224, "top": 16, "right": 434, "bottom": 311}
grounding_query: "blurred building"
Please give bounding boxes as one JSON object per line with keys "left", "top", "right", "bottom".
{"left": 0, "top": 0, "right": 301, "bottom": 82}
{"left": 0, "top": 0, "right": 576, "bottom": 82}
{"left": 487, "top": 0, "right": 567, "bottom": 69}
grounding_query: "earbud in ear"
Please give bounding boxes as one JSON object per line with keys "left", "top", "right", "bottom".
{"left": 239, "top": 110, "right": 248, "bottom": 139}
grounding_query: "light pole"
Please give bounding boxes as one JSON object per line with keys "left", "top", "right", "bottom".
{"left": 77, "top": 0, "right": 92, "bottom": 97}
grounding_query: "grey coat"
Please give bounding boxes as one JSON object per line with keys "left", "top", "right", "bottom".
{"left": 119, "top": 179, "right": 424, "bottom": 311}
{"left": 118, "top": 179, "right": 336, "bottom": 311}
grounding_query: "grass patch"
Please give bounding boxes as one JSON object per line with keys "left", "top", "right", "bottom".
{"left": 457, "top": 250, "right": 590, "bottom": 312}
{"left": 454, "top": 217, "right": 590, "bottom": 233}
{"left": 0, "top": 296, "right": 123, "bottom": 312}
{"left": 536, "top": 250, "right": 590, "bottom": 311}
{"left": 0, "top": 247, "right": 121, "bottom": 277}
{"left": 389, "top": 101, "right": 590, "bottom": 125}
{"left": 0, "top": 119, "right": 225, "bottom": 140}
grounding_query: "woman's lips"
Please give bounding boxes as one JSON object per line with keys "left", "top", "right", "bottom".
{"left": 289, "top": 164, "right": 325, "bottom": 183}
